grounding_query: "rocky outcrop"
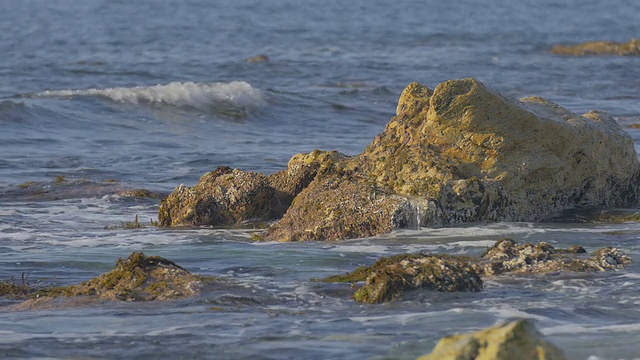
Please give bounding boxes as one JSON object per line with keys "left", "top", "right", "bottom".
{"left": 552, "top": 38, "right": 640, "bottom": 56}
{"left": 320, "top": 239, "right": 630, "bottom": 304}
{"left": 417, "top": 319, "right": 567, "bottom": 360}
{"left": 160, "top": 78, "right": 640, "bottom": 241}
{"left": 158, "top": 150, "right": 345, "bottom": 227}
{"left": 266, "top": 78, "right": 639, "bottom": 240}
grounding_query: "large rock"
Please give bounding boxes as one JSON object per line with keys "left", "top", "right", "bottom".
{"left": 417, "top": 319, "right": 567, "bottom": 360}
{"left": 265, "top": 78, "right": 640, "bottom": 240}
{"left": 552, "top": 38, "right": 640, "bottom": 56}
{"left": 160, "top": 78, "right": 640, "bottom": 241}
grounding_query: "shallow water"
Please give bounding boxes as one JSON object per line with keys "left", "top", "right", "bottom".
{"left": 2, "top": 0, "right": 640, "bottom": 359}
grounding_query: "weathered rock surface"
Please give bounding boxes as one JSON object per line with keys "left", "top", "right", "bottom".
{"left": 481, "top": 238, "right": 630, "bottom": 275}
{"left": 417, "top": 319, "right": 567, "bottom": 360}
{"left": 321, "top": 239, "right": 630, "bottom": 304}
{"left": 552, "top": 38, "right": 640, "bottom": 56}
{"left": 4, "top": 253, "right": 209, "bottom": 308}
{"left": 160, "top": 78, "right": 640, "bottom": 241}
{"left": 61, "top": 252, "right": 204, "bottom": 301}
{"left": 267, "top": 78, "right": 639, "bottom": 240}
{"left": 353, "top": 255, "right": 482, "bottom": 304}
{"left": 158, "top": 150, "right": 346, "bottom": 227}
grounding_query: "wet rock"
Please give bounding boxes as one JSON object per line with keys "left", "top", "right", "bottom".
{"left": 480, "top": 238, "right": 630, "bottom": 275}
{"left": 320, "top": 253, "right": 483, "bottom": 304}
{"left": 161, "top": 78, "right": 640, "bottom": 240}
{"left": 9, "top": 252, "right": 207, "bottom": 307}
{"left": 158, "top": 166, "right": 277, "bottom": 226}
{"left": 159, "top": 150, "right": 346, "bottom": 228}
{"left": 321, "top": 239, "right": 630, "bottom": 303}
{"left": 60, "top": 252, "right": 204, "bottom": 301}
{"left": 552, "top": 38, "right": 640, "bottom": 56}
{"left": 352, "top": 255, "right": 482, "bottom": 304}
{"left": 417, "top": 319, "right": 567, "bottom": 360}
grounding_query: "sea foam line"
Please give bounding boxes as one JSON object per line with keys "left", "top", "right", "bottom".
{"left": 39, "top": 81, "right": 266, "bottom": 113}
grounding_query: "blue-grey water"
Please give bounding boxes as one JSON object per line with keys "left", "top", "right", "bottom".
{"left": 1, "top": 0, "right": 640, "bottom": 359}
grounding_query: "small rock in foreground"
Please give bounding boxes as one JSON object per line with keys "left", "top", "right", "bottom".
{"left": 417, "top": 319, "right": 567, "bottom": 360}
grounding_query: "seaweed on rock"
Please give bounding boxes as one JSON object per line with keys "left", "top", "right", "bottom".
{"left": 321, "top": 239, "right": 631, "bottom": 304}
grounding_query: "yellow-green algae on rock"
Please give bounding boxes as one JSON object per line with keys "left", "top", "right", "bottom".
{"left": 265, "top": 78, "right": 640, "bottom": 240}
{"left": 159, "top": 78, "right": 640, "bottom": 241}
{"left": 7, "top": 252, "right": 209, "bottom": 309}
{"left": 321, "top": 239, "right": 630, "bottom": 304}
{"left": 552, "top": 38, "right": 640, "bottom": 56}
{"left": 158, "top": 150, "right": 346, "bottom": 227}
{"left": 417, "top": 319, "right": 567, "bottom": 360}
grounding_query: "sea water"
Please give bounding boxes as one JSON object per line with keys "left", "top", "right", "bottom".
{"left": 1, "top": 0, "right": 640, "bottom": 359}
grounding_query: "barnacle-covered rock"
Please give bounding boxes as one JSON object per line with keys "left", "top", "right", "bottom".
{"left": 158, "top": 150, "right": 346, "bottom": 227}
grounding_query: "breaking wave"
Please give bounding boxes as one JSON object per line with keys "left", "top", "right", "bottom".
{"left": 39, "top": 81, "right": 266, "bottom": 117}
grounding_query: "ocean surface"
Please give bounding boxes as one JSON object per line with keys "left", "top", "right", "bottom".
{"left": 1, "top": 0, "right": 640, "bottom": 359}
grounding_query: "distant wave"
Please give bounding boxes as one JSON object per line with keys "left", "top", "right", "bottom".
{"left": 39, "top": 81, "right": 266, "bottom": 117}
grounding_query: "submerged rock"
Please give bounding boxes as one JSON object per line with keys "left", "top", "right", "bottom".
{"left": 4, "top": 177, "right": 165, "bottom": 202}
{"left": 481, "top": 238, "right": 630, "bottom": 275}
{"left": 244, "top": 54, "right": 269, "bottom": 62}
{"left": 352, "top": 255, "right": 482, "bottom": 304}
{"left": 321, "top": 239, "right": 630, "bottom": 304}
{"left": 0, "top": 281, "right": 31, "bottom": 300}
{"left": 61, "top": 252, "right": 204, "bottom": 301}
{"left": 6, "top": 252, "right": 209, "bottom": 308}
{"left": 160, "top": 78, "right": 640, "bottom": 241}
{"left": 552, "top": 38, "right": 640, "bottom": 56}
{"left": 417, "top": 319, "right": 567, "bottom": 360}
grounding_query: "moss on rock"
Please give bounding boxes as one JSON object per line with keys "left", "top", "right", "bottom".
{"left": 8, "top": 253, "right": 209, "bottom": 307}
{"left": 61, "top": 252, "right": 203, "bottom": 301}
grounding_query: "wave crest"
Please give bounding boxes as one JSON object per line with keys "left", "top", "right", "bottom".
{"left": 39, "top": 81, "right": 266, "bottom": 117}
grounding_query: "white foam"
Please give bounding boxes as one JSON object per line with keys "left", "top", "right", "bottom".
{"left": 39, "top": 81, "right": 266, "bottom": 114}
